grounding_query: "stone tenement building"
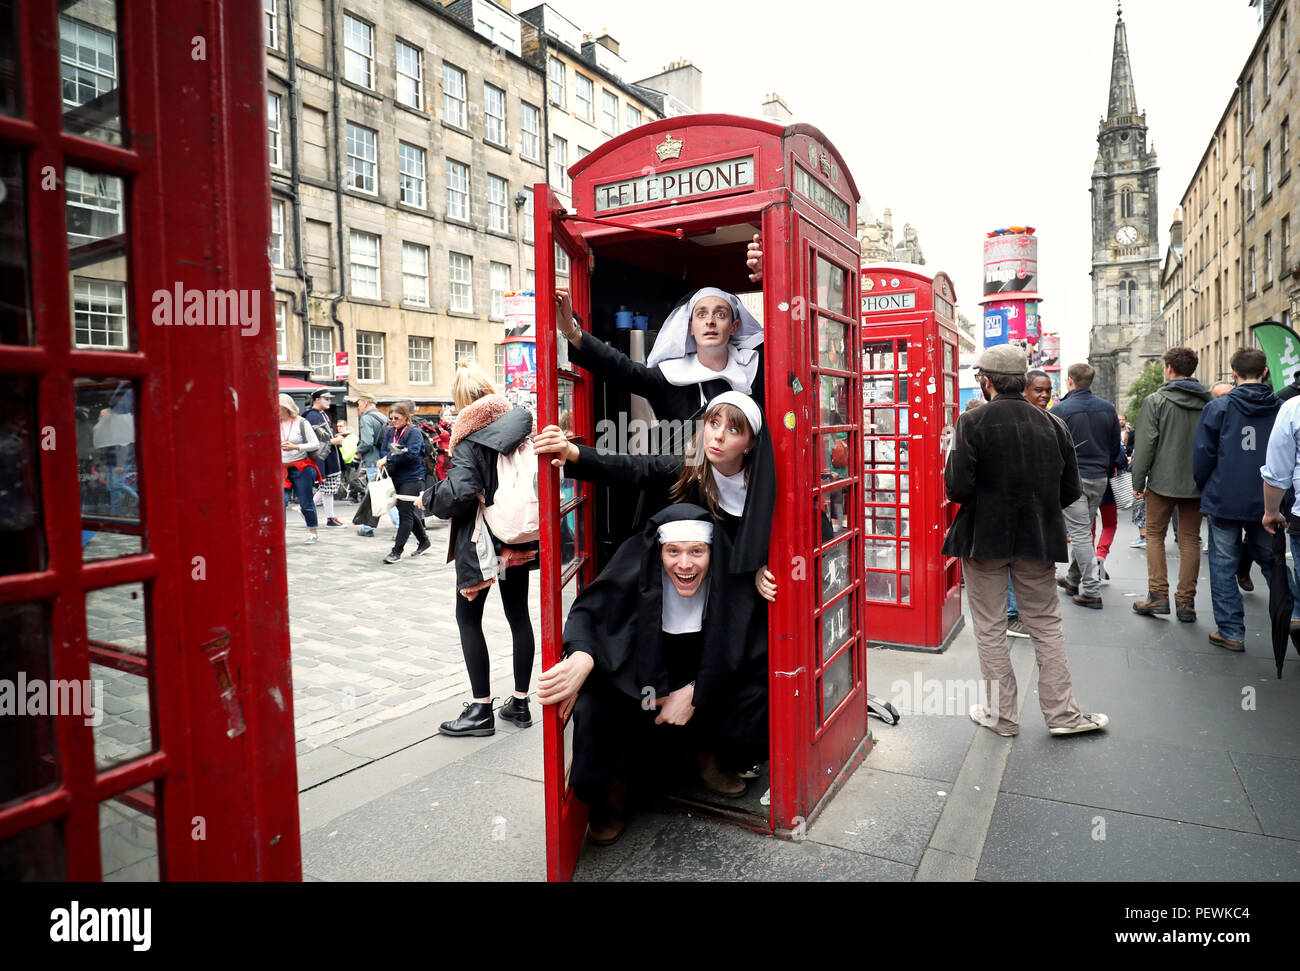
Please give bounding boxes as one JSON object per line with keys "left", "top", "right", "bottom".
{"left": 1241, "top": 0, "right": 1298, "bottom": 348}
{"left": 1163, "top": 0, "right": 1296, "bottom": 386}
{"left": 1087, "top": 9, "right": 1166, "bottom": 407}
{"left": 1168, "top": 88, "right": 1242, "bottom": 383}
{"left": 265, "top": 0, "right": 689, "bottom": 416}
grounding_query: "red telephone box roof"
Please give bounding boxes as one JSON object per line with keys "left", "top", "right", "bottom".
{"left": 570, "top": 114, "right": 860, "bottom": 201}
{"left": 567, "top": 114, "right": 860, "bottom": 232}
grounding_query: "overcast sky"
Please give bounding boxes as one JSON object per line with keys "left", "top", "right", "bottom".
{"left": 546, "top": 0, "right": 1263, "bottom": 366}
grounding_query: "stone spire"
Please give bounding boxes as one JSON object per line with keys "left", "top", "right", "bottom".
{"left": 1106, "top": 7, "right": 1139, "bottom": 120}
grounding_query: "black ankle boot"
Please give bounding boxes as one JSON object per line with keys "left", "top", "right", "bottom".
{"left": 499, "top": 696, "right": 532, "bottom": 728}
{"left": 439, "top": 702, "right": 495, "bottom": 737}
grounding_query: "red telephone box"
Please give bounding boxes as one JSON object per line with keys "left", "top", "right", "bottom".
{"left": 0, "top": 1, "right": 298, "bottom": 879}
{"left": 536, "top": 115, "right": 869, "bottom": 881}
{"left": 860, "top": 265, "right": 963, "bottom": 652}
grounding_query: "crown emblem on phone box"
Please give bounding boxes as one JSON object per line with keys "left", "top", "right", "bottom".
{"left": 655, "top": 134, "right": 683, "bottom": 161}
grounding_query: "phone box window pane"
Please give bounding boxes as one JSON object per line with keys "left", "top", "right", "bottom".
{"left": 86, "top": 583, "right": 153, "bottom": 770}
{"left": 76, "top": 379, "right": 143, "bottom": 560}
{"left": 0, "top": 379, "right": 46, "bottom": 575}
{"left": 820, "top": 594, "right": 852, "bottom": 663}
{"left": 0, "top": 602, "right": 58, "bottom": 807}
{"left": 820, "top": 541, "right": 850, "bottom": 604}
{"left": 0, "top": 149, "right": 31, "bottom": 342}
{"left": 819, "top": 376, "right": 848, "bottom": 426}
{"left": 59, "top": 4, "right": 123, "bottom": 145}
{"left": 817, "top": 316, "right": 847, "bottom": 369}
{"left": 821, "top": 647, "right": 853, "bottom": 723}
{"left": 100, "top": 782, "right": 159, "bottom": 881}
{"left": 0, "top": 821, "right": 66, "bottom": 881}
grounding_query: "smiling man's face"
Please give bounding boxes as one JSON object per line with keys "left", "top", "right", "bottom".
{"left": 661, "top": 541, "right": 711, "bottom": 597}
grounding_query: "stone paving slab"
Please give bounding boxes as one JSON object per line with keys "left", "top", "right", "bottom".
{"left": 977, "top": 792, "right": 1300, "bottom": 882}
{"left": 283, "top": 511, "right": 542, "bottom": 754}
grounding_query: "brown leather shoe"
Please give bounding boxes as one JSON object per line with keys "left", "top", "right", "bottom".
{"left": 698, "top": 751, "right": 747, "bottom": 798}
{"left": 1056, "top": 576, "right": 1079, "bottom": 596}
{"left": 1208, "top": 630, "right": 1245, "bottom": 652}
{"left": 1133, "top": 595, "right": 1170, "bottom": 616}
{"left": 586, "top": 779, "right": 628, "bottom": 846}
{"left": 1071, "top": 593, "right": 1103, "bottom": 609}
{"left": 1175, "top": 604, "right": 1197, "bottom": 623}
{"left": 1237, "top": 573, "right": 1254, "bottom": 592}
{"left": 586, "top": 809, "right": 626, "bottom": 846}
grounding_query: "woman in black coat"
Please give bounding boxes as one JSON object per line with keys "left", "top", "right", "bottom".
{"left": 376, "top": 402, "right": 430, "bottom": 564}
{"left": 431, "top": 364, "right": 537, "bottom": 738}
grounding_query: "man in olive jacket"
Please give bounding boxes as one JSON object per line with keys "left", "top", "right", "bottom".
{"left": 1129, "top": 346, "right": 1213, "bottom": 620}
{"left": 942, "top": 344, "right": 1109, "bottom": 737}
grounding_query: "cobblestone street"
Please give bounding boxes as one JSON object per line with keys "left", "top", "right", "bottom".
{"left": 281, "top": 501, "right": 539, "bottom": 755}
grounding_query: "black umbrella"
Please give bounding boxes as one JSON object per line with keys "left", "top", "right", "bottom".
{"left": 1267, "top": 527, "right": 1292, "bottom": 678}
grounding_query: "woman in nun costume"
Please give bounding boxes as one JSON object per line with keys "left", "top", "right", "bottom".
{"left": 535, "top": 391, "right": 775, "bottom": 784}
{"left": 537, "top": 504, "right": 752, "bottom": 845}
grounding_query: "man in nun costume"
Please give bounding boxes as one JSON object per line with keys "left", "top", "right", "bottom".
{"left": 556, "top": 286, "right": 767, "bottom": 420}
{"left": 537, "top": 504, "right": 760, "bottom": 845}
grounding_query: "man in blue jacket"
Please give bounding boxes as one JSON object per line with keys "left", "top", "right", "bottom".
{"left": 1051, "top": 363, "right": 1121, "bottom": 608}
{"left": 1193, "top": 347, "right": 1280, "bottom": 651}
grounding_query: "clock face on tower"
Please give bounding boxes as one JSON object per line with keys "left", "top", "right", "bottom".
{"left": 1115, "top": 226, "right": 1139, "bottom": 245}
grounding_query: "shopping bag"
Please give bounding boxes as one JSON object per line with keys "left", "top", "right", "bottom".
{"left": 367, "top": 469, "right": 397, "bottom": 515}
{"left": 1109, "top": 470, "right": 1134, "bottom": 509}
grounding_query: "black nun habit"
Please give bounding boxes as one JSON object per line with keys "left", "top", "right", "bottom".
{"left": 565, "top": 504, "right": 758, "bottom": 793}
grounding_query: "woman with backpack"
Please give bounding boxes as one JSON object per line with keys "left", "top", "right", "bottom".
{"left": 376, "top": 401, "right": 431, "bottom": 564}
{"left": 278, "top": 393, "right": 321, "bottom": 545}
{"left": 431, "top": 363, "right": 538, "bottom": 738}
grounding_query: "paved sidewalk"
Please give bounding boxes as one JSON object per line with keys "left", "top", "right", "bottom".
{"left": 297, "top": 518, "right": 1300, "bottom": 881}
{"left": 283, "top": 500, "right": 538, "bottom": 755}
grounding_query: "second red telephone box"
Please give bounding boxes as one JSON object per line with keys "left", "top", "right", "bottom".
{"left": 860, "top": 264, "right": 964, "bottom": 652}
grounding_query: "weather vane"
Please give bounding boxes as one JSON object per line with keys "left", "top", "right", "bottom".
{"left": 1117, "top": 1, "right": 1122, "bottom": 19}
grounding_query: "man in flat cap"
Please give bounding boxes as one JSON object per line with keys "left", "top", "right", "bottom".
{"left": 942, "top": 344, "right": 1109, "bottom": 737}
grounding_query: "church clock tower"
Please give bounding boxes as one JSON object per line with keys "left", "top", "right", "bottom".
{"left": 1087, "top": 6, "right": 1166, "bottom": 405}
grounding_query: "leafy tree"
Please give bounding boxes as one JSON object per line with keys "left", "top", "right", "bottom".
{"left": 1126, "top": 360, "right": 1165, "bottom": 424}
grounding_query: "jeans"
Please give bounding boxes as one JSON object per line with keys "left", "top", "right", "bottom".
{"left": 1287, "top": 533, "right": 1300, "bottom": 622}
{"left": 1006, "top": 568, "right": 1018, "bottom": 618}
{"left": 1062, "top": 476, "right": 1110, "bottom": 597}
{"left": 284, "top": 464, "right": 318, "bottom": 529}
{"left": 1207, "top": 517, "right": 1273, "bottom": 640}
{"left": 107, "top": 465, "right": 138, "bottom": 516}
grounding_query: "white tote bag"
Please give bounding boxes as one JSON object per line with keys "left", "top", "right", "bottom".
{"left": 367, "top": 468, "right": 397, "bottom": 515}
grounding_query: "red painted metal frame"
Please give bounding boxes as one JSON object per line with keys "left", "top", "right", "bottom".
{"left": 0, "top": 1, "right": 299, "bottom": 880}
{"left": 537, "top": 186, "right": 597, "bottom": 883}
{"left": 537, "top": 117, "right": 868, "bottom": 871}
{"left": 859, "top": 267, "right": 964, "bottom": 650}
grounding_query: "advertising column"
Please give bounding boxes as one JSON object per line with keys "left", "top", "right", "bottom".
{"left": 979, "top": 227, "right": 1056, "bottom": 395}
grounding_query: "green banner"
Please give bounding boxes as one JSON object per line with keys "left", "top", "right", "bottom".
{"left": 1251, "top": 321, "right": 1300, "bottom": 392}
